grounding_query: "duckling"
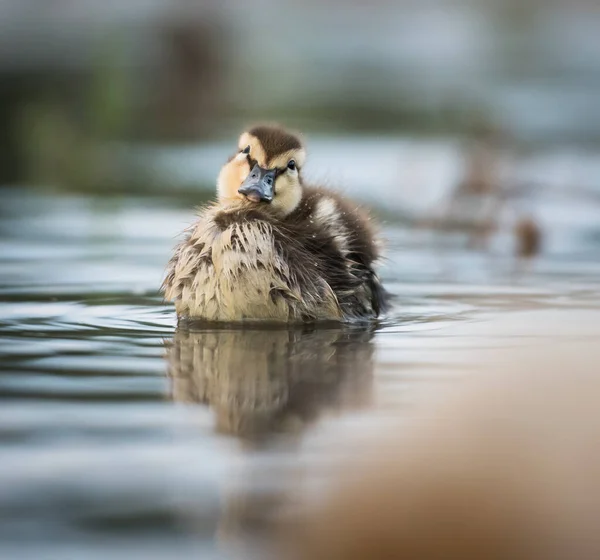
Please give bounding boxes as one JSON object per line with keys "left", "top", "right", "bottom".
{"left": 162, "top": 125, "right": 388, "bottom": 322}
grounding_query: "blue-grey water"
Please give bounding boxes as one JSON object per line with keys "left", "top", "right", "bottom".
{"left": 1, "top": 139, "right": 600, "bottom": 559}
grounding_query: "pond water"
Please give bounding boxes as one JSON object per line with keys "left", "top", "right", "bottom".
{"left": 1, "top": 139, "right": 600, "bottom": 559}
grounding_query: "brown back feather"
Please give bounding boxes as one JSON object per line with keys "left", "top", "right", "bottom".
{"left": 279, "top": 187, "right": 387, "bottom": 318}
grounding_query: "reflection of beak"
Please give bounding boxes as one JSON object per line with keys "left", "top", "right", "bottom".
{"left": 238, "top": 164, "right": 275, "bottom": 203}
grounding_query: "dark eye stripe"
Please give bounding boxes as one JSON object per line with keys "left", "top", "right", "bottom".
{"left": 274, "top": 164, "right": 300, "bottom": 177}
{"left": 242, "top": 156, "right": 299, "bottom": 177}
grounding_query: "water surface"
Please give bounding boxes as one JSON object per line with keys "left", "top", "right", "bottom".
{"left": 1, "top": 143, "right": 600, "bottom": 559}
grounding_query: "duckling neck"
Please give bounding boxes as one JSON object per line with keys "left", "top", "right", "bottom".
{"left": 218, "top": 198, "right": 292, "bottom": 222}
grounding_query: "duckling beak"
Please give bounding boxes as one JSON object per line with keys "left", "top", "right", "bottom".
{"left": 238, "top": 164, "right": 275, "bottom": 203}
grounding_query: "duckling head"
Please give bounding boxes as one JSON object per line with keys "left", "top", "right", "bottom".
{"left": 217, "top": 125, "right": 306, "bottom": 216}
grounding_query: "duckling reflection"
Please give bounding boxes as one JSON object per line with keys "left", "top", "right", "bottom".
{"left": 165, "top": 325, "right": 375, "bottom": 439}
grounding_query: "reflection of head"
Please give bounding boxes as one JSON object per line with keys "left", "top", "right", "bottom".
{"left": 165, "top": 326, "right": 374, "bottom": 439}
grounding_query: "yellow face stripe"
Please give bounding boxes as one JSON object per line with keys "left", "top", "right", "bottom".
{"left": 238, "top": 133, "right": 267, "bottom": 167}
{"left": 238, "top": 133, "right": 306, "bottom": 171}
{"left": 268, "top": 148, "right": 306, "bottom": 170}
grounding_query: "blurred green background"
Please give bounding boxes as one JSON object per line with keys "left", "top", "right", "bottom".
{"left": 1, "top": 0, "right": 599, "bottom": 194}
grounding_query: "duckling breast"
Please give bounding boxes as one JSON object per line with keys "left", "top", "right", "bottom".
{"left": 162, "top": 206, "right": 341, "bottom": 322}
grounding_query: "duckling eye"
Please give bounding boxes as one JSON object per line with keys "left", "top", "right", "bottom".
{"left": 287, "top": 160, "right": 296, "bottom": 171}
{"left": 241, "top": 145, "right": 250, "bottom": 154}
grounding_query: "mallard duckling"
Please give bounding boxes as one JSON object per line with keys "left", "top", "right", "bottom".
{"left": 162, "top": 125, "right": 388, "bottom": 322}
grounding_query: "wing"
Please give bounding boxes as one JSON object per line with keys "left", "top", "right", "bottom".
{"left": 275, "top": 216, "right": 386, "bottom": 320}
{"left": 285, "top": 189, "right": 389, "bottom": 319}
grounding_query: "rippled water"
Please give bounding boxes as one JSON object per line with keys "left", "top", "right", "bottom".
{"left": 1, "top": 143, "right": 600, "bottom": 559}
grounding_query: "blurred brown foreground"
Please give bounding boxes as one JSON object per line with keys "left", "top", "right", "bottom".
{"left": 282, "top": 328, "right": 600, "bottom": 560}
